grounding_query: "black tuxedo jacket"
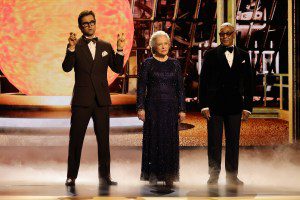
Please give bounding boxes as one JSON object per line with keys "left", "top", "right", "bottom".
{"left": 62, "top": 36, "right": 124, "bottom": 106}
{"left": 199, "top": 45, "right": 254, "bottom": 114}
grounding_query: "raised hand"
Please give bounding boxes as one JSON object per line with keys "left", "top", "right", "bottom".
{"left": 117, "top": 33, "right": 126, "bottom": 51}
{"left": 68, "top": 32, "right": 77, "bottom": 50}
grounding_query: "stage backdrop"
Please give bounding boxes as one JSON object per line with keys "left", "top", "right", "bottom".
{"left": 0, "top": 0, "right": 134, "bottom": 95}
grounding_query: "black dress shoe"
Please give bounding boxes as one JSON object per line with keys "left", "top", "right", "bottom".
{"left": 99, "top": 177, "right": 118, "bottom": 186}
{"left": 65, "top": 178, "right": 76, "bottom": 186}
{"left": 207, "top": 175, "right": 219, "bottom": 185}
{"left": 226, "top": 176, "right": 244, "bottom": 186}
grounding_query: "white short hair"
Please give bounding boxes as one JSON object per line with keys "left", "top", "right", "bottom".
{"left": 220, "top": 22, "right": 235, "bottom": 30}
{"left": 149, "top": 31, "right": 170, "bottom": 53}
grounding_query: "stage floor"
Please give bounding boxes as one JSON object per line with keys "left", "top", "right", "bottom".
{"left": 0, "top": 145, "right": 300, "bottom": 199}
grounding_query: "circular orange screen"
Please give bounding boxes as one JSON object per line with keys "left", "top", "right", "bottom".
{"left": 0, "top": 0, "right": 134, "bottom": 95}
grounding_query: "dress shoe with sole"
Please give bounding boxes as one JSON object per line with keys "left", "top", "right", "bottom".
{"left": 99, "top": 177, "right": 118, "bottom": 186}
{"left": 207, "top": 176, "right": 219, "bottom": 185}
{"left": 226, "top": 176, "right": 244, "bottom": 186}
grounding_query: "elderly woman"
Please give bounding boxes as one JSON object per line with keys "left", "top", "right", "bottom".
{"left": 137, "top": 31, "right": 186, "bottom": 188}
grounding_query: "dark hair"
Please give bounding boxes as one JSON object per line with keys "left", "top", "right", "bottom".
{"left": 78, "top": 10, "right": 95, "bottom": 26}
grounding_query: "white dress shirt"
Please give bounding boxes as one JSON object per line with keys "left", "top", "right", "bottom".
{"left": 224, "top": 46, "right": 234, "bottom": 67}
{"left": 87, "top": 39, "right": 96, "bottom": 60}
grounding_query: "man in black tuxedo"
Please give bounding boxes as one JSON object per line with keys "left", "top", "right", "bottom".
{"left": 199, "top": 22, "right": 254, "bottom": 185}
{"left": 62, "top": 10, "right": 126, "bottom": 186}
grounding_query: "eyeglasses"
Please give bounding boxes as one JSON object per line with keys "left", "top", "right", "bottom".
{"left": 81, "top": 20, "right": 96, "bottom": 28}
{"left": 219, "top": 31, "right": 234, "bottom": 37}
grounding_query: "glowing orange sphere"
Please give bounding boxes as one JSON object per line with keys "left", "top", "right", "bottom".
{"left": 0, "top": 0, "right": 133, "bottom": 95}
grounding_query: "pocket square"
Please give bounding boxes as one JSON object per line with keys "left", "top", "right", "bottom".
{"left": 242, "top": 60, "right": 246, "bottom": 63}
{"left": 102, "top": 51, "right": 108, "bottom": 57}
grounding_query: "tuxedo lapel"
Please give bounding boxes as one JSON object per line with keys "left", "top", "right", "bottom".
{"left": 92, "top": 41, "right": 105, "bottom": 71}
{"left": 78, "top": 37, "right": 94, "bottom": 65}
{"left": 94, "top": 42, "right": 103, "bottom": 64}
{"left": 231, "top": 46, "right": 242, "bottom": 70}
{"left": 217, "top": 45, "right": 231, "bottom": 69}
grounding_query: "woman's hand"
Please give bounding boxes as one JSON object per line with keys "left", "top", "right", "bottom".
{"left": 179, "top": 112, "right": 186, "bottom": 122}
{"left": 137, "top": 109, "right": 145, "bottom": 122}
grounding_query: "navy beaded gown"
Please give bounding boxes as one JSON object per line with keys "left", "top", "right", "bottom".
{"left": 137, "top": 57, "right": 186, "bottom": 182}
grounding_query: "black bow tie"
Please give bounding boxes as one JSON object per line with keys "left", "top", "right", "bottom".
{"left": 223, "top": 46, "right": 234, "bottom": 53}
{"left": 84, "top": 37, "right": 98, "bottom": 44}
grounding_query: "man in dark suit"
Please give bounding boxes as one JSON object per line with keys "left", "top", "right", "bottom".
{"left": 62, "top": 10, "right": 126, "bottom": 187}
{"left": 199, "top": 22, "right": 254, "bottom": 185}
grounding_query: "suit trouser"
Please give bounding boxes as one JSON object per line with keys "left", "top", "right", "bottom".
{"left": 207, "top": 113, "right": 241, "bottom": 176}
{"left": 67, "top": 100, "right": 110, "bottom": 179}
